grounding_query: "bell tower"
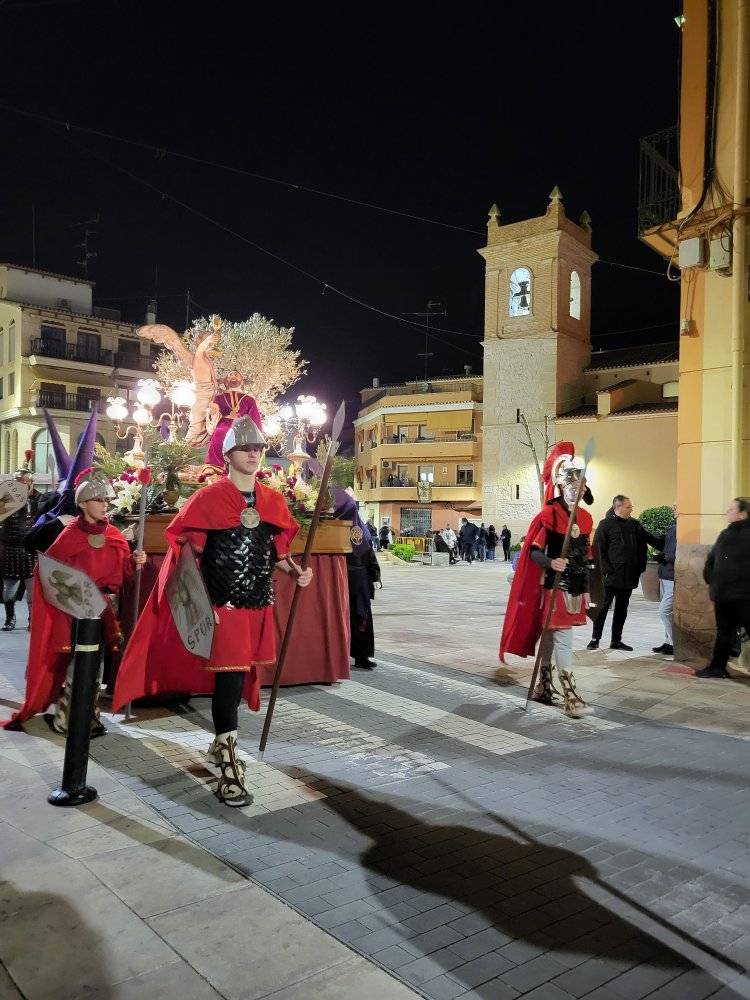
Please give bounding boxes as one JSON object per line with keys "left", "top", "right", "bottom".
{"left": 479, "top": 188, "right": 597, "bottom": 531}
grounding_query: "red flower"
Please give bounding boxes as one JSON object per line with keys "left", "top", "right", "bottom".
{"left": 119, "top": 472, "right": 136, "bottom": 483}
{"left": 136, "top": 467, "right": 153, "bottom": 486}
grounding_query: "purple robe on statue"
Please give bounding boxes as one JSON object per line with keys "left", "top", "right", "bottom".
{"left": 205, "top": 391, "right": 263, "bottom": 468}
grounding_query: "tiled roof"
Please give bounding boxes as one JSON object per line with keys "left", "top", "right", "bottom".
{"left": 585, "top": 343, "right": 678, "bottom": 371}
{"left": 558, "top": 405, "right": 597, "bottom": 420}
{"left": 595, "top": 379, "right": 638, "bottom": 393}
{"left": 611, "top": 401, "right": 679, "bottom": 416}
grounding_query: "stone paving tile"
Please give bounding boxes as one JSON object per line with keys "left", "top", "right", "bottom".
{"left": 2, "top": 636, "right": 741, "bottom": 1000}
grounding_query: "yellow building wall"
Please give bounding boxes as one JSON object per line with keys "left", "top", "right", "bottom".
{"left": 563, "top": 415, "right": 678, "bottom": 526}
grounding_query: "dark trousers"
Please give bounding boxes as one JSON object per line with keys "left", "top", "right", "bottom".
{"left": 211, "top": 670, "right": 246, "bottom": 734}
{"left": 351, "top": 609, "right": 375, "bottom": 663}
{"left": 591, "top": 586, "right": 632, "bottom": 643}
{"left": 709, "top": 600, "right": 750, "bottom": 672}
{"left": 502, "top": 541, "right": 511, "bottom": 560}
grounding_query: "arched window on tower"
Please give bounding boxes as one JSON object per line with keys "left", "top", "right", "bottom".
{"left": 569, "top": 270, "right": 581, "bottom": 320}
{"left": 509, "top": 267, "right": 532, "bottom": 317}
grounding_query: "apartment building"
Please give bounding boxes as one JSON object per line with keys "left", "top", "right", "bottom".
{"left": 0, "top": 264, "right": 157, "bottom": 484}
{"left": 354, "top": 375, "right": 483, "bottom": 534}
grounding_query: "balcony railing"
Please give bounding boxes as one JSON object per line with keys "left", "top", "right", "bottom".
{"left": 32, "top": 391, "right": 104, "bottom": 413}
{"left": 382, "top": 432, "right": 478, "bottom": 445}
{"left": 30, "top": 338, "right": 114, "bottom": 366}
{"left": 114, "top": 351, "right": 155, "bottom": 371}
{"left": 638, "top": 125, "right": 680, "bottom": 234}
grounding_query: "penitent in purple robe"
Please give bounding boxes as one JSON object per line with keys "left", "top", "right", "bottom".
{"left": 205, "top": 391, "right": 263, "bottom": 468}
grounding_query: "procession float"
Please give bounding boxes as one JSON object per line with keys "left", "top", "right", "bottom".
{"left": 97, "top": 313, "right": 353, "bottom": 689}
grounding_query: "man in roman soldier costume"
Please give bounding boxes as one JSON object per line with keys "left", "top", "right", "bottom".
{"left": 113, "top": 415, "right": 313, "bottom": 808}
{"left": 500, "top": 442, "right": 594, "bottom": 718}
{"left": 3, "top": 472, "right": 146, "bottom": 733}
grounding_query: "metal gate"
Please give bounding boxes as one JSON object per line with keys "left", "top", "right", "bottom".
{"left": 400, "top": 507, "right": 432, "bottom": 536}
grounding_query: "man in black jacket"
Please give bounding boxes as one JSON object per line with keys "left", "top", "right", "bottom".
{"left": 587, "top": 495, "right": 664, "bottom": 651}
{"left": 696, "top": 497, "right": 750, "bottom": 678}
{"left": 459, "top": 518, "right": 478, "bottom": 564}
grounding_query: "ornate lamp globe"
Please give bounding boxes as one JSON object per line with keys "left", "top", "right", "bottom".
{"left": 136, "top": 379, "right": 162, "bottom": 408}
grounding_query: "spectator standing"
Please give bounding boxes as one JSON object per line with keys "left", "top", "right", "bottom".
{"left": 696, "top": 497, "right": 750, "bottom": 678}
{"left": 486, "top": 525, "right": 498, "bottom": 560}
{"left": 588, "top": 495, "right": 664, "bottom": 651}
{"left": 366, "top": 519, "right": 379, "bottom": 550}
{"left": 500, "top": 525, "right": 512, "bottom": 561}
{"left": 441, "top": 524, "right": 458, "bottom": 563}
{"left": 378, "top": 523, "right": 392, "bottom": 550}
{"left": 458, "top": 518, "right": 478, "bottom": 563}
{"left": 477, "top": 523, "right": 488, "bottom": 562}
{"left": 511, "top": 536, "right": 526, "bottom": 572}
{"left": 653, "top": 505, "right": 677, "bottom": 656}
{"left": 1, "top": 468, "right": 51, "bottom": 631}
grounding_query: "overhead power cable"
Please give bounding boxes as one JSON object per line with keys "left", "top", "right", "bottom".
{"left": 59, "top": 134, "right": 483, "bottom": 356}
{"left": 0, "top": 102, "right": 678, "bottom": 277}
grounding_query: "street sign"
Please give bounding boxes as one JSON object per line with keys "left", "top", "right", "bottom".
{"left": 37, "top": 553, "right": 107, "bottom": 619}
{"left": 165, "top": 543, "right": 215, "bottom": 659}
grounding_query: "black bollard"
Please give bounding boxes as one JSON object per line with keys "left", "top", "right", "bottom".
{"left": 48, "top": 617, "right": 102, "bottom": 807}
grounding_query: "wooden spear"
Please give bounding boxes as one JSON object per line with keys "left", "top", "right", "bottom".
{"left": 258, "top": 401, "right": 345, "bottom": 759}
{"left": 524, "top": 438, "right": 595, "bottom": 710}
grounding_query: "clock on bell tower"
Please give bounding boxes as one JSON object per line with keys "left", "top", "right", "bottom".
{"left": 478, "top": 188, "right": 598, "bottom": 532}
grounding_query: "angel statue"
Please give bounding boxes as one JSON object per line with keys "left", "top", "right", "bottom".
{"left": 138, "top": 315, "right": 263, "bottom": 471}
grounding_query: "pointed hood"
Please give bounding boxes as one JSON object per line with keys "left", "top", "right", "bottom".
{"left": 32, "top": 410, "right": 99, "bottom": 527}
{"left": 333, "top": 485, "right": 372, "bottom": 557}
{"left": 42, "top": 408, "right": 71, "bottom": 483}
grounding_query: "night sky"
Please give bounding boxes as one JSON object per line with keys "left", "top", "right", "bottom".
{"left": 1, "top": 0, "right": 681, "bottom": 420}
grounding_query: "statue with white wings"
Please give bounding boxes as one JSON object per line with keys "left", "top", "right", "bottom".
{"left": 138, "top": 313, "right": 306, "bottom": 471}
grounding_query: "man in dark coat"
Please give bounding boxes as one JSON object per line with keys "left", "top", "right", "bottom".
{"left": 587, "top": 494, "right": 664, "bottom": 651}
{"left": 335, "top": 488, "right": 381, "bottom": 670}
{"left": 696, "top": 497, "right": 750, "bottom": 678}
{"left": 1, "top": 467, "right": 55, "bottom": 631}
{"left": 458, "top": 518, "right": 478, "bottom": 564}
{"left": 653, "top": 506, "right": 677, "bottom": 656}
{"left": 500, "top": 525, "right": 512, "bottom": 561}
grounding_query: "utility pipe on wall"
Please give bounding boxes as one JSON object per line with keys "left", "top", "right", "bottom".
{"left": 730, "top": 0, "right": 749, "bottom": 496}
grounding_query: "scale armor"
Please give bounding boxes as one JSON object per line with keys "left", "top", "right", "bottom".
{"left": 201, "top": 516, "right": 278, "bottom": 609}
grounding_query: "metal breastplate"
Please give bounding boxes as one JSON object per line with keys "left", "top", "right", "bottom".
{"left": 201, "top": 515, "right": 277, "bottom": 610}
{"left": 544, "top": 533, "right": 590, "bottom": 596}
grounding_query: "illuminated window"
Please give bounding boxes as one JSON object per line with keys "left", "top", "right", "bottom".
{"left": 509, "top": 267, "right": 532, "bottom": 317}
{"left": 569, "top": 270, "right": 581, "bottom": 319}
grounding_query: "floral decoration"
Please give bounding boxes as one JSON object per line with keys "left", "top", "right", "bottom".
{"left": 254, "top": 464, "right": 318, "bottom": 526}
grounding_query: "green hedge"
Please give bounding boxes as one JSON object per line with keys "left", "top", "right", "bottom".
{"left": 391, "top": 543, "right": 416, "bottom": 562}
{"left": 639, "top": 505, "right": 674, "bottom": 558}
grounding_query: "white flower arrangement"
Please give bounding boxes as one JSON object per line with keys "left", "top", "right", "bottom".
{"left": 110, "top": 478, "right": 143, "bottom": 515}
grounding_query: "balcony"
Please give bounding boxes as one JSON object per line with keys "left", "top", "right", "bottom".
{"left": 114, "top": 351, "right": 155, "bottom": 372}
{"left": 29, "top": 338, "right": 114, "bottom": 367}
{"left": 379, "top": 433, "right": 479, "bottom": 461}
{"left": 638, "top": 125, "right": 680, "bottom": 240}
{"left": 31, "top": 391, "right": 105, "bottom": 414}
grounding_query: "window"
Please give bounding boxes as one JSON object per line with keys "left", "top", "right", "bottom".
{"left": 0, "top": 332, "right": 4, "bottom": 366}
{"left": 662, "top": 381, "right": 679, "bottom": 399}
{"left": 32, "top": 429, "right": 53, "bottom": 477}
{"left": 397, "top": 424, "right": 409, "bottom": 442}
{"left": 8, "top": 373, "right": 14, "bottom": 397}
{"left": 40, "top": 324, "right": 66, "bottom": 358}
{"left": 515, "top": 484, "right": 520, "bottom": 500}
{"left": 117, "top": 338, "right": 140, "bottom": 355}
{"left": 77, "top": 330, "right": 101, "bottom": 360}
{"left": 39, "top": 382, "right": 66, "bottom": 408}
{"left": 396, "top": 464, "right": 408, "bottom": 484}
{"left": 569, "top": 270, "right": 581, "bottom": 319}
{"left": 3, "top": 431, "right": 10, "bottom": 473}
{"left": 8, "top": 321, "right": 15, "bottom": 363}
{"left": 509, "top": 267, "right": 532, "bottom": 317}
{"left": 418, "top": 465, "right": 434, "bottom": 483}
{"left": 11, "top": 429, "right": 18, "bottom": 471}
{"left": 76, "top": 387, "right": 101, "bottom": 412}
{"left": 457, "top": 464, "right": 474, "bottom": 485}
{"left": 418, "top": 423, "right": 431, "bottom": 440}
{"left": 400, "top": 508, "right": 432, "bottom": 536}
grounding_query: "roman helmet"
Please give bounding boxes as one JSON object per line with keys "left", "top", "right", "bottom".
{"left": 222, "top": 416, "right": 266, "bottom": 456}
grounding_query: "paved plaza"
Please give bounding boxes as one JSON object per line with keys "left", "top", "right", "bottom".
{"left": 1, "top": 561, "right": 749, "bottom": 999}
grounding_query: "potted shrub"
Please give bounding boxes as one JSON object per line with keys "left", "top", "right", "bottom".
{"left": 638, "top": 504, "right": 674, "bottom": 602}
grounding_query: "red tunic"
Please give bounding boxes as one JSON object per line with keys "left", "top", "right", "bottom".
{"left": 500, "top": 500, "right": 593, "bottom": 663}
{"left": 2, "top": 518, "right": 133, "bottom": 728}
{"left": 112, "top": 477, "right": 299, "bottom": 713}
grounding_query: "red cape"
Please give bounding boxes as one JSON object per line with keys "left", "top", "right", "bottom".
{"left": 112, "top": 477, "right": 298, "bottom": 713}
{"left": 499, "top": 500, "right": 593, "bottom": 663}
{"left": 2, "top": 520, "right": 132, "bottom": 728}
